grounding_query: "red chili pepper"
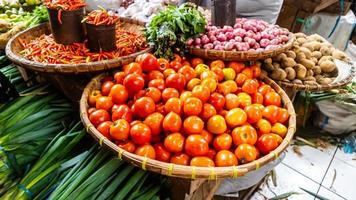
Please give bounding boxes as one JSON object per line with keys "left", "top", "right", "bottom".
{"left": 57, "top": 9, "right": 62, "bottom": 24}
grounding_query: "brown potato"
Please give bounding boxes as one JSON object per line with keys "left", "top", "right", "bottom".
{"left": 300, "top": 59, "right": 315, "bottom": 69}
{"left": 286, "top": 51, "right": 297, "bottom": 59}
{"left": 295, "top": 64, "right": 307, "bottom": 80}
{"left": 320, "top": 45, "right": 332, "bottom": 56}
{"left": 270, "top": 68, "right": 287, "bottom": 81}
{"left": 282, "top": 57, "right": 296, "bottom": 68}
{"left": 312, "top": 66, "right": 322, "bottom": 75}
{"left": 311, "top": 51, "right": 322, "bottom": 59}
{"left": 274, "top": 53, "right": 287, "bottom": 62}
{"left": 318, "top": 56, "right": 333, "bottom": 65}
{"left": 320, "top": 60, "right": 336, "bottom": 73}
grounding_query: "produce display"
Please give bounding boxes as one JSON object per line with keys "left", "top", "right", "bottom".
{"left": 187, "top": 18, "right": 290, "bottom": 51}
{"left": 263, "top": 33, "right": 351, "bottom": 85}
{"left": 145, "top": 3, "right": 206, "bottom": 59}
{"left": 43, "top": 0, "right": 86, "bottom": 11}
{"left": 83, "top": 9, "right": 119, "bottom": 26}
{"left": 19, "top": 26, "right": 147, "bottom": 64}
{"left": 87, "top": 53, "right": 290, "bottom": 167}
{"left": 0, "top": 0, "right": 41, "bottom": 12}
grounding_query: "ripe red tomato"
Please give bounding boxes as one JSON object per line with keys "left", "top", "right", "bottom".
{"left": 164, "top": 133, "right": 185, "bottom": 153}
{"left": 144, "top": 112, "right": 164, "bottom": 135}
{"left": 88, "top": 107, "right": 96, "bottom": 115}
{"left": 235, "top": 73, "right": 248, "bottom": 87}
{"left": 130, "top": 123, "right": 152, "bottom": 145}
{"left": 135, "top": 144, "right": 156, "bottom": 159}
{"left": 256, "top": 133, "right": 282, "bottom": 155}
{"left": 180, "top": 91, "right": 193, "bottom": 102}
{"left": 258, "top": 84, "right": 272, "bottom": 95}
{"left": 205, "top": 148, "right": 217, "bottom": 160}
{"left": 165, "top": 97, "right": 182, "bottom": 115}
{"left": 89, "top": 109, "right": 110, "bottom": 127}
{"left": 207, "top": 115, "right": 227, "bottom": 134}
{"left": 162, "top": 88, "right": 179, "bottom": 102}
{"left": 190, "top": 156, "right": 215, "bottom": 167}
{"left": 183, "top": 97, "right": 203, "bottom": 116}
{"left": 109, "top": 84, "right": 128, "bottom": 104}
{"left": 148, "top": 79, "right": 165, "bottom": 91}
{"left": 228, "top": 61, "right": 245, "bottom": 73}
{"left": 123, "top": 74, "right": 145, "bottom": 94}
{"left": 201, "top": 129, "right": 213, "bottom": 144}
{"left": 185, "top": 135, "right": 209, "bottom": 157}
{"left": 157, "top": 58, "right": 170, "bottom": 71}
{"left": 154, "top": 143, "right": 171, "bottom": 162}
{"left": 200, "top": 103, "right": 217, "bottom": 121}
{"left": 235, "top": 144, "right": 259, "bottom": 164}
{"left": 178, "top": 65, "right": 196, "bottom": 82}
{"left": 147, "top": 70, "right": 164, "bottom": 81}
{"left": 264, "top": 91, "right": 281, "bottom": 107}
{"left": 242, "top": 79, "right": 259, "bottom": 94}
{"left": 97, "top": 121, "right": 113, "bottom": 140}
{"left": 145, "top": 87, "right": 161, "bottom": 103}
{"left": 163, "top": 68, "right": 176, "bottom": 78}
{"left": 114, "top": 71, "right": 125, "bottom": 84}
{"left": 138, "top": 53, "right": 159, "bottom": 72}
{"left": 213, "top": 133, "right": 232, "bottom": 151}
{"left": 192, "top": 85, "right": 210, "bottom": 103}
{"left": 250, "top": 64, "right": 261, "bottom": 78}
{"left": 209, "top": 93, "right": 225, "bottom": 111}
{"left": 170, "top": 153, "right": 190, "bottom": 165}
{"left": 210, "top": 60, "right": 225, "bottom": 69}
{"left": 132, "top": 97, "right": 155, "bottom": 118}
{"left": 110, "top": 119, "right": 130, "bottom": 141}
{"left": 244, "top": 105, "right": 262, "bottom": 124}
{"left": 165, "top": 73, "right": 186, "bottom": 91}
{"left": 262, "top": 105, "right": 280, "bottom": 124}
{"left": 101, "top": 81, "right": 115, "bottom": 96}
{"left": 162, "top": 112, "right": 182, "bottom": 133}
{"left": 169, "top": 61, "right": 183, "bottom": 71}
{"left": 241, "top": 68, "right": 253, "bottom": 79}
{"left": 112, "top": 104, "right": 133, "bottom": 122}
{"left": 96, "top": 96, "right": 113, "bottom": 111}
{"left": 252, "top": 92, "right": 264, "bottom": 104}
{"left": 191, "top": 57, "right": 204, "bottom": 67}
{"left": 88, "top": 90, "right": 102, "bottom": 107}
{"left": 155, "top": 103, "right": 166, "bottom": 115}
{"left": 211, "top": 67, "right": 224, "bottom": 82}
{"left": 232, "top": 125, "right": 258, "bottom": 146}
{"left": 278, "top": 108, "right": 290, "bottom": 124}
{"left": 123, "top": 62, "right": 142, "bottom": 75}
{"left": 225, "top": 94, "right": 239, "bottom": 110}
{"left": 134, "top": 90, "right": 146, "bottom": 101}
{"left": 183, "top": 116, "right": 204, "bottom": 135}
{"left": 218, "top": 80, "right": 238, "bottom": 95}
{"left": 117, "top": 140, "right": 136, "bottom": 153}
{"left": 215, "top": 150, "right": 238, "bottom": 167}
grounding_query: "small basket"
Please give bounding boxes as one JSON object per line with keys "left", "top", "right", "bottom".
{"left": 86, "top": 23, "right": 116, "bottom": 52}
{"left": 188, "top": 33, "right": 295, "bottom": 61}
{"left": 79, "top": 73, "right": 296, "bottom": 179}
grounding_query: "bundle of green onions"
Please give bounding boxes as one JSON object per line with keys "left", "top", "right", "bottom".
{"left": 0, "top": 85, "right": 75, "bottom": 195}
{"left": 0, "top": 63, "right": 27, "bottom": 93}
{"left": 1, "top": 122, "right": 86, "bottom": 200}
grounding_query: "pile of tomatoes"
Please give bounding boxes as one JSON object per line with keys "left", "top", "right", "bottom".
{"left": 87, "top": 53, "right": 289, "bottom": 167}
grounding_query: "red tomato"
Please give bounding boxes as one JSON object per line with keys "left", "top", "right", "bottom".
{"left": 213, "top": 133, "right": 232, "bottom": 151}
{"left": 183, "top": 116, "right": 204, "bottom": 135}
{"left": 241, "top": 68, "right": 253, "bottom": 79}
{"left": 185, "top": 135, "right": 209, "bottom": 157}
{"left": 123, "top": 74, "right": 145, "bottom": 94}
{"left": 145, "top": 87, "right": 161, "bottom": 103}
{"left": 132, "top": 97, "right": 155, "bottom": 118}
{"left": 231, "top": 125, "right": 258, "bottom": 146}
{"left": 235, "top": 73, "right": 248, "bottom": 87}
{"left": 180, "top": 91, "right": 193, "bottom": 102}
{"left": 162, "top": 112, "right": 182, "bottom": 133}
{"left": 235, "top": 144, "right": 259, "bottom": 164}
{"left": 218, "top": 80, "right": 238, "bottom": 95}
{"left": 101, "top": 81, "right": 115, "bottom": 96}
{"left": 178, "top": 65, "right": 196, "bottom": 82}
{"left": 200, "top": 103, "right": 217, "bottom": 121}
{"left": 157, "top": 58, "right": 170, "bottom": 71}
{"left": 209, "top": 93, "right": 225, "bottom": 111}
{"left": 242, "top": 79, "right": 259, "bottom": 94}
{"left": 264, "top": 91, "right": 281, "bottom": 107}
{"left": 190, "top": 156, "right": 215, "bottom": 167}
{"left": 183, "top": 97, "right": 203, "bottom": 116}
{"left": 225, "top": 93, "right": 239, "bottom": 110}
{"left": 191, "top": 58, "right": 204, "bottom": 67}
{"left": 88, "top": 107, "right": 96, "bottom": 115}
{"left": 256, "top": 133, "right": 282, "bottom": 155}
{"left": 164, "top": 133, "right": 185, "bottom": 153}
{"left": 147, "top": 70, "right": 164, "bottom": 81}
{"left": 205, "top": 149, "right": 217, "bottom": 160}
{"left": 123, "top": 62, "right": 142, "bottom": 75}
{"left": 278, "top": 108, "right": 290, "bottom": 124}
{"left": 138, "top": 53, "right": 159, "bottom": 72}
{"left": 134, "top": 90, "right": 146, "bottom": 101}
{"left": 102, "top": 76, "right": 114, "bottom": 82}
{"left": 215, "top": 150, "right": 238, "bottom": 167}
{"left": 161, "top": 88, "right": 179, "bottom": 102}
{"left": 165, "top": 97, "right": 182, "bottom": 115}
{"left": 155, "top": 103, "right": 166, "bottom": 115}
{"left": 96, "top": 96, "right": 113, "bottom": 111}
{"left": 163, "top": 68, "right": 176, "bottom": 78}
{"left": 89, "top": 109, "right": 110, "bottom": 127}
{"left": 262, "top": 105, "right": 280, "bottom": 124}
{"left": 244, "top": 105, "right": 263, "bottom": 124}
{"left": 148, "top": 79, "right": 165, "bottom": 91}
{"left": 250, "top": 64, "right": 261, "bottom": 78}
{"left": 97, "top": 121, "right": 113, "bottom": 140}
{"left": 144, "top": 112, "right": 164, "bottom": 135}
{"left": 211, "top": 67, "right": 225, "bottom": 82}
{"left": 227, "top": 61, "right": 245, "bottom": 73}
{"left": 210, "top": 60, "right": 225, "bottom": 69}
{"left": 130, "top": 123, "right": 152, "bottom": 145}
{"left": 170, "top": 153, "right": 190, "bottom": 165}
{"left": 154, "top": 143, "right": 171, "bottom": 162}
{"left": 117, "top": 141, "right": 136, "bottom": 153}
{"left": 112, "top": 104, "right": 133, "bottom": 122}
{"left": 109, "top": 84, "right": 128, "bottom": 104}
{"left": 258, "top": 85, "right": 272, "bottom": 95}
{"left": 252, "top": 92, "right": 264, "bottom": 104}
{"left": 114, "top": 71, "right": 125, "bottom": 84}
{"left": 165, "top": 73, "right": 186, "bottom": 91}
{"left": 110, "top": 119, "right": 130, "bottom": 141}
{"left": 135, "top": 144, "right": 156, "bottom": 159}
{"left": 88, "top": 90, "right": 102, "bottom": 107}
{"left": 192, "top": 85, "right": 210, "bottom": 103}
{"left": 169, "top": 61, "right": 183, "bottom": 71}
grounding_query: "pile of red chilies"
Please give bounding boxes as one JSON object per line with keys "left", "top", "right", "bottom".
{"left": 84, "top": 10, "right": 119, "bottom": 26}
{"left": 44, "top": 0, "right": 86, "bottom": 10}
{"left": 20, "top": 29, "right": 147, "bottom": 64}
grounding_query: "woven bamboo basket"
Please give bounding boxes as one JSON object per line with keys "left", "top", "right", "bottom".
{"left": 5, "top": 18, "right": 151, "bottom": 74}
{"left": 188, "top": 33, "right": 295, "bottom": 61}
{"left": 79, "top": 73, "right": 296, "bottom": 179}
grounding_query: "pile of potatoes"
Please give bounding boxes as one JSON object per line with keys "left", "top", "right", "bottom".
{"left": 263, "top": 33, "right": 351, "bottom": 85}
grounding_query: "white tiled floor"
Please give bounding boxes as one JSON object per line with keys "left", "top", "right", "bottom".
{"left": 251, "top": 143, "right": 356, "bottom": 200}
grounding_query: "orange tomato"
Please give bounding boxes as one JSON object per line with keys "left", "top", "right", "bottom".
{"left": 256, "top": 133, "right": 282, "bottom": 155}
{"left": 262, "top": 105, "right": 280, "bottom": 124}
{"left": 190, "top": 156, "right": 215, "bottom": 167}
{"left": 114, "top": 71, "right": 125, "bottom": 84}
{"left": 109, "top": 84, "right": 128, "bottom": 104}
{"left": 145, "top": 87, "right": 161, "bottom": 103}
{"left": 135, "top": 144, "right": 156, "bottom": 159}
{"left": 201, "top": 78, "right": 217, "bottom": 93}
{"left": 211, "top": 67, "right": 225, "bottom": 82}
{"left": 171, "top": 153, "right": 190, "bottom": 165}
{"left": 264, "top": 91, "right": 281, "bottom": 107}
{"left": 164, "top": 133, "right": 185, "bottom": 153}
{"left": 110, "top": 119, "right": 130, "bottom": 141}
{"left": 97, "top": 121, "right": 113, "bottom": 140}
{"left": 173, "top": 54, "right": 182, "bottom": 63}
{"left": 258, "top": 85, "right": 272, "bottom": 95}
{"left": 200, "top": 70, "right": 217, "bottom": 81}
{"left": 117, "top": 140, "right": 136, "bottom": 153}
{"left": 225, "top": 108, "right": 247, "bottom": 127}
{"left": 235, "top": 73, "right": 248, "bottom": 86}
{"left": 183, "top": 97, "right": 203, "bottom": 116}
{"left": 130, "top": 123, "right": 152, "bottom": 145}
{"left": 236, "top": 92, "right": 252, "bottom": 108}
{"left": 185, "top": 135, "right": 209, "bottom": 156}
{"left": 210, "top": 60, "right": 225, "bottom": 69}
{"left": 213, "top": 133, "right": 232, "bottom": 150}
{"left": 209, "top": 93, "right": 225, "bottom": 111}
{"left": 154, "top": 143, "right": 171, "bottom": 162}
{"left": 186, "top": 78, "right": 201, "bottom": 91}
{"left": 231, "top": 125, "right": 258, "bottom": 146}
{"left": 191, "top": 58, "right": 204, "bottom": 67}
{"left": 163, "top": 112, "right": 182, "bottom": 133}
{"left": 250, "top": 64, "right": 261, "bottom": 78}
{"left": 207, "top": 115, "right": 227, "bottom": 134}
{"left": 252, "top": 92, "right": 264, "bottom": 104}
{"left": 256, "top": 119, "right": 272, "bottom": 136}
{"left": 271, "top": 123, "right": 287, "bottom": 138}
{"left": 101, "top": 81, "right": 115, "bottom": 96}
{"left": 242, "top": 79, "right": 259, "bottom": 94}
{"left": 96, "top": 96, "right": 113, "bottom": 111}
{"left": 200, "top": 103, "right": 217, "bottom": 121}
{"left": 241, "top": 68, "right": 253, "bottom": 79}
{"left": 147, "top": 70, "right": 164, "bottom": 81}
{"left": 165, "top": 97, "right": 182, "bottom": 115}
{"left": 244, "top": 105, "right": 262, "bottom": 124}
{"left": 88, "top": 90, "right": 102, "bottom": 106}
{"left": 183, "top": 116, "right": 205, "bottom": 135}
{"left": 163, "top": 68, "right": 176, "bottom": 78}
{"left": 157, "top": 58, "right": 170, "bottom": 71}
{"left": 180, "top": 91, "right": 193, "bottom": 102}
{"left": 278, "top": 108, "right": 290, "bottom": 124}
{"left": 218, "top": 80, "right": 238, "bottom": 95}
{"left": 235, "top": 144, "right": 259, "bottom": 164}
{"left": 201, "top": 130, "right": 213, "bottom": 144}
{"left": 178, "top": 65, "right": 196, "bottom": 82}
{"left": 227, "top": 61, "right": 245, "bottom": 73}
{"left": 192, "top": 85, "right": 210, "bottom": 103}
{"left": 144, "top": 112, "right": 164, "bottom": 135}
{"left": 225, "top": 94, "right": 239, "bottom": 110}
{"left": 215, "top": 150, "right": 238, "bottom": 167}
{"left": 162, "top": 88, "right": 179, "bottom": 102}
{"left": 123, "top": 62, "right": 142, "bottom": 75}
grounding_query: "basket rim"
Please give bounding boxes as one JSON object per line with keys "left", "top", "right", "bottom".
{"left": 79, "top": 73, "right": 296, "bottom": 179}
{"left": 273, "top": 63, "right": 356, "bottom": 92}
{"left": 188, "top": 32, "right": 295, "bottom": 61}
{"left": 5, "top": 18, "right": 151, "bottom": 74}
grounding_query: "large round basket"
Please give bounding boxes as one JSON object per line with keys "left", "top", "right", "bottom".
{"left": 5, "top": 18, "right": 151, "bottom": 74}
{"left": 188, "top": 33, "right": 295, "bottom": 61}
{"left": 80, "top": 74, "right": 296, "bottom": 179}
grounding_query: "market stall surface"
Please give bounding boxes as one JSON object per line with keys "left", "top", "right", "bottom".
{"left": 249, "top": 133, "right": 356, "bottom": 200}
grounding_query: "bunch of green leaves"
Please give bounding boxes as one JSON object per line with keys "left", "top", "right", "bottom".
{"left": 145, "top": 3, "right": 206, "bottom": 59}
